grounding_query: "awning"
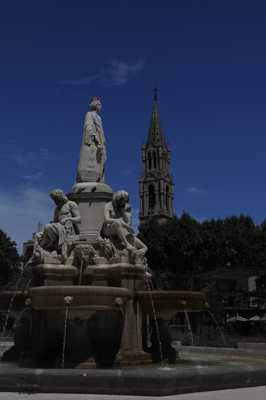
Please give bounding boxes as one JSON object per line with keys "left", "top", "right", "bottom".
{"left": 226, "top": 314, "right": 248, "bottom": 322}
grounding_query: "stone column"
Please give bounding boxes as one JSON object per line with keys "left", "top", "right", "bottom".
{"left": 118, "top": 266, "right": 151, "bottom": 365}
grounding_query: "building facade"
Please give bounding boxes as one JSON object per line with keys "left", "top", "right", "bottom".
{"left": 139, "top": 90, "right": 174, "bottom": 224}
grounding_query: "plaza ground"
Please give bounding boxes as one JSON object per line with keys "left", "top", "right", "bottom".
{"left": 0, "top": 386, "right": 266, "bottom": 400}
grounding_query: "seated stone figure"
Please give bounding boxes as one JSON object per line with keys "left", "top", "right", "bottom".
{"left": 102, "top": 190, "right": 147, "bottom": 261}
{"left": 34, "top": 189, "right": 81, "bottom": 261}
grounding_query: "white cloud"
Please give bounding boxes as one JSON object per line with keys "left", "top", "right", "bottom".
{"left": 9, "top": 147, "right": 54, "bottom": 168}
{"left": 22, "top": 171, "right": 44, "bottom": 184}
{"left": 59, "top": 59, "right": 145, "bottom": 87}
{"left": 8, "top": 147, "right": 54, "bottom": 185}
{"left": 39, "top": 147, "right": 55, "bottom": 161}
{"left": 0, "top": 188, "right": 53, "bottom": 252}
{"left": 10, "top": 152, "right": 35, "bottom": 168}
{"left": 187, "top": 186, "right": 207, "bottom": 194}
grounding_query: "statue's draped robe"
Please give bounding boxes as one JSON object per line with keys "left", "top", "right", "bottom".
{"left": 41, "top": 223, "right": 66, "bottom": 250}
{"left": 77, "top": 110, "right": 106, "bottom": 183}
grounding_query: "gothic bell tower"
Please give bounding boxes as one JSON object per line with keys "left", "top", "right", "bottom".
{"left": 139, "top": 90, "right": 174, "bottom": 224}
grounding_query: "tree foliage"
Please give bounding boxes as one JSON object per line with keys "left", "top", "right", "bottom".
{"left": 138, "top": 213, "right": 266, "bottom": 290}
{"left": 0, "top": 229, "right": 20, "bottom": 285}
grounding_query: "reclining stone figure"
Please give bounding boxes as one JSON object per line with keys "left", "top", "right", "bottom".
{"left": 102, "top": 190, "right": 147, "bottom": 262}
{"left": 33, "top": 189, "right": 81, "bottom": 262}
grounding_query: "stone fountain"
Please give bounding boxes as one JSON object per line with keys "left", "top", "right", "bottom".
{"left": 3, "top": 95, "right": 193, "bottom": 368}
{"left": 2, "top": 97, "right": 266, "bottom": 396}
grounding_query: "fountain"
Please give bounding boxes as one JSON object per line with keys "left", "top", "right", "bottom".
{"left": 1, "top": 96, "right": 266, "bottom": 396}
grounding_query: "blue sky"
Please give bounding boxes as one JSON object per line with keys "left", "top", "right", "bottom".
{"left": 1, "top": 0, "right": 266, "bottom": 250}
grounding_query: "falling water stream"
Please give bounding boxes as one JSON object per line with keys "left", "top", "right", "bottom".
{"left": 1, "top": 270, "right": 24, "bottom": 338}
{"left": 144, "top": 275, "right": 164, "bottom": 364}
{"left": 135, "top": 300, "right": 140, "bottom": 350}
{"left": 61, "top": 296, "right": 73, "bottom": 368}
{"left": 206, "top": 309, "right": 227, "bottom": 346}
{"left": 78, "top": 260, "right": 85, "bottom": 285}
{"left": 183, "top": 309, "right": 194, "bottom": 346}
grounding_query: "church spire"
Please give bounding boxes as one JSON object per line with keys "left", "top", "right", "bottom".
{"left": 146, "top": 88, "right": 167, "bottom": 147}
{"left": 139, "top": 91, "right": 175, "bottom": 224}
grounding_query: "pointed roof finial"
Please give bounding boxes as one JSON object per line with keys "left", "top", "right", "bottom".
{"left": 146, "top": 88, "right": 167, "bottom": 148}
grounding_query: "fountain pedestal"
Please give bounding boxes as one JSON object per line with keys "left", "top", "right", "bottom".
{"left": 115, "top": 266, "right": 151, "bottom": 365}
{"left": 32, "top": 259, "right": 77, "bottom": 286}
{"left": 81, "top": 263, "right": 151, "bottom": 365}
{"left": 69, "top": 183, "right": 113, "bottom": 242}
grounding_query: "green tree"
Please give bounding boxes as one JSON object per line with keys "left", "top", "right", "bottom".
{"left": 139, "top": 213, "right": 202, "bottom": 289}
{"left": 139, "top": 213, "right": 266, "bottom": 291}
{"left": 0, "top": 229, "right": 20, "bottom": 285}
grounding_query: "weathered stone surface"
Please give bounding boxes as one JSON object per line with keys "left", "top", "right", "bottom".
{"left": 102, "top": 190, "right": 147, "bottom": 262}
{"left": 32, "top": 264, "right": 78, "bottom": 286}
{"left": 68, "top": 189, "right": 113, "bottom": 243}
{"left": 137, "top": 290, "right": 207, "bottom": 319}
{"left": 82, "top": 264, "right": 146, "bottom": 287}
{"left": 29, "top": 286, "right": 130, "bottom": 310}
{"left": 76, "top": 97, "right": 106, "bottom": 183}
{"left": 30, "top": 189, "right": 81, "bottom": 265}
{"left": 2, "top": 286, "right": 130, "bottom": 369}
{"left": 2, "top": 356, "right": 266, "bottom": 395}
{"left": 72, "top": 181, "right": 112, "bottom": 194}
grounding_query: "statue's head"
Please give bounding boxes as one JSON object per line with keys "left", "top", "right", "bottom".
{"left": 113, "top": 190, "right": 129, "bottom": 209}
{"left": 89, "top": 96, "right": 102, "bottom": 112}
{"left": 50, "top": 189, "right": 68, "bottom": 205}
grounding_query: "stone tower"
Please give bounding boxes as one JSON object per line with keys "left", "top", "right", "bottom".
{"left": 139, "top": 90, "right": 174, "bottom": 224}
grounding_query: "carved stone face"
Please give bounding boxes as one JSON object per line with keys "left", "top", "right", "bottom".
{"left": 116, "top": 197, "right": 127, "bottom": 208}
{"left": 95, "top": 100, "right": 102, "bottom": 112}
{"left": 113, "top": 191, "right": 129, "bottom": 209}
{"left": 50, "top": 189, "right": 68, "bottom": 206}
{"left": 90, "top": 98, "right": 102, "bottom": 112}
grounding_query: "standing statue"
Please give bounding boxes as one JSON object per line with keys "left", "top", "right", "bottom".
{"left": 102, "top": 190, "right": 147, "bottom": 261}
{"left": 34, "top": 189, "right": 81, "bottom": 261}
{"left": 77, "top": 97, "right": 106, "bottom": 183}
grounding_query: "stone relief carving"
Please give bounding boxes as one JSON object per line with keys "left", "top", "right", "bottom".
{"left": 97, "top": 236, "right": 117, "bottom": 260}
{"left": 73, "top": 244, "right": 97, "bottom": 268}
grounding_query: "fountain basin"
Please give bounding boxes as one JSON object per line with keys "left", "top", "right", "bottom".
{"left": 3, "top": 286, "right": 131, "bottom": 369}
{"left": 29, "top": 285, "right": 130, "bottom": 311}
{"left": 2, "top": 350, "right": 266, "bottom": 396}
{"left": 137, "top": 290, "right": 207, "bottom": 319}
